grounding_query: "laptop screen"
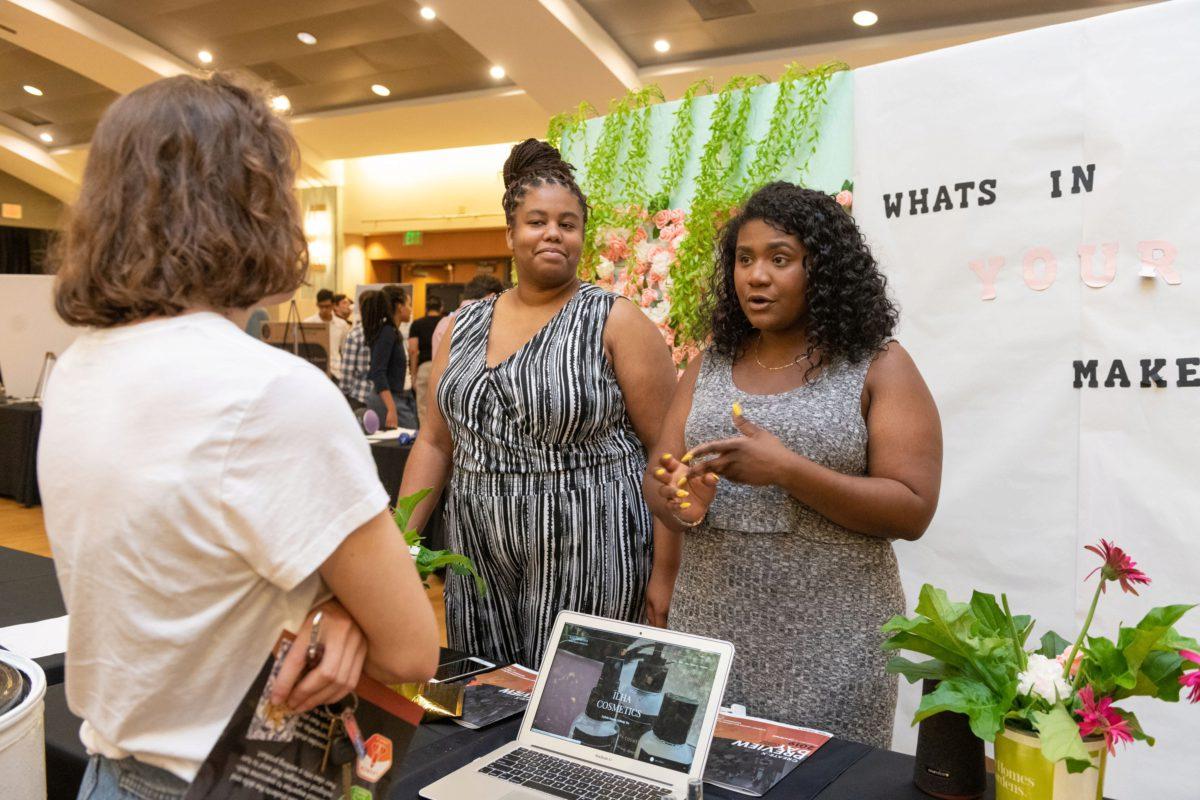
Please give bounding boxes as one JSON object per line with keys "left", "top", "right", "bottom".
{"left": 529, "top": 621, "right": 722, "bottom": 774}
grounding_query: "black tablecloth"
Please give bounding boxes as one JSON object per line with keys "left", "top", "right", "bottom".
{"left": 386, "top": 718, "right": 877, "bottom": 800}
{"left": 0, "top": 546, "right": 65, "bottom": 684}
{"left": 370, "top": 439, "right": 446, "bottom": 551}
{"left": 0, "top": 401, "right": 42, "bottom": 506}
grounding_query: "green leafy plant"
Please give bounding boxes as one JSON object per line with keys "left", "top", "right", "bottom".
{"left": 884, "top": 540, "right": 1198, "bottom": 773}
{"left": 393, "top": 489, "right": 485, "bottom": 595}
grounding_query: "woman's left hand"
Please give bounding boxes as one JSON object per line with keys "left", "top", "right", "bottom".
{"left": 686, "top": 405, "right": 794, "bottom": 486}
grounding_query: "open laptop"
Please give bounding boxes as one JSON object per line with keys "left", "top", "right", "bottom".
{"left": 421, "top": 611, "right": 734, "bottom": 800}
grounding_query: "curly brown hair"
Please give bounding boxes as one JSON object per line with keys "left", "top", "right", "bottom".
{"left": 708, "top": 182, "right": 898, "bottom": 376}
{"left": 52, "top": 72, "right": 308, "bottom": 327}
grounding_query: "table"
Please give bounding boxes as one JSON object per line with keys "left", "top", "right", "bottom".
{"left": 0, "top": 401, "right": 41, "bottom": 506}
{"left": 41, "top": 698, "right": 1005, "bottom": 800}
{"left": 0, "top": 546, "right": 65, "bottom": 684}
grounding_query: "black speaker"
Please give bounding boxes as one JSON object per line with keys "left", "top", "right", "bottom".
{"left": 913, "top": 679, "right": 986, "bottom": 799}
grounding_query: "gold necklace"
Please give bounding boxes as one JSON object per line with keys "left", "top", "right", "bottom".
{"left": 753, "top": 337, "right": 807, "bottom": 371}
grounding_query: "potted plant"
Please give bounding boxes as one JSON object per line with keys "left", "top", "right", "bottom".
{"left": 393, "top": 489, "right": 484, "bottom": 594}
{"left": 883, "top": 539, "right": 1198, "bottom": 800}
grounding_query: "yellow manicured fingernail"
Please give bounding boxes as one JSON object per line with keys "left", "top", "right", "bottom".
{"left": 706, "top": 473, "right": 719, "bottom": 483}
{"left": 661, "top": 453, "right": 673, "bottom": 462}
{"left": 681, "top": 453, "right": 694, "bottom": 464}
{"left": 655, "top": 467, "right": 666, "bottom": 476}
{"left": 732, "top": 402, "right": 743, "bottom": 416}
{"left": 677, "top": 477, "right": 687, "bottom": 487}
{"left": 681, "top": 502, "right": 692, "bottom": 510}
{"left": 676, "top": 490, "right": 688, "bottom": 498}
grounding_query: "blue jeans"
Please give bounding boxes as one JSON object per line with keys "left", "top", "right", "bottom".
{"left": 77, "top": 755, "right": 189, "bottom": 800}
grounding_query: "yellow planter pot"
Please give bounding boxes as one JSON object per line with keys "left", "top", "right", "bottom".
{"left": 994, "top": 725, "right": 1107, "bottom": 800}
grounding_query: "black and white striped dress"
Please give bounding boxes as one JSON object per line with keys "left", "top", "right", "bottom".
{"left": 436, "top": 283, "right": 653, "bottom": 667}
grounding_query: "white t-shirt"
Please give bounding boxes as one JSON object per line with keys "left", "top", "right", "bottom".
{"left": 38, "top": 311, "right": 389, "bottom": 781}
{"left": 303, "top": 313, "right": 351, "bottom": 380}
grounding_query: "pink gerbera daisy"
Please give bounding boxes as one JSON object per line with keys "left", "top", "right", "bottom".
{"left": 1076, "top": 685, "right": 1134, "bottom": 756}
{"left": 1084, "top": 539, "right": 1151, "bottom": 595}
{"left": 1179, "top": 650, "right": 1200, "bottom": 704}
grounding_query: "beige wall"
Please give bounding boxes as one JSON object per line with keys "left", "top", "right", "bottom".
{"left": 0, "top": 170, "right": 66, "bottom": 230}
{"left": 336, "top": 142, "right": 511, "bottom": 235}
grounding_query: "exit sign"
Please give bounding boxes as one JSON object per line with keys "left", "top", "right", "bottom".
{"left": 404, "top": 230, "right": 423, "bottom": 245}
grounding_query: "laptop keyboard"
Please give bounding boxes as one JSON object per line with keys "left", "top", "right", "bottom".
{"left": 480, "top": 747, "right": 673, "bottom": 800}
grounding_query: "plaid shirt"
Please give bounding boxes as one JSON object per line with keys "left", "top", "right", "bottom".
{"left": 339, "top": 323, "right": 373, "bottom": 403}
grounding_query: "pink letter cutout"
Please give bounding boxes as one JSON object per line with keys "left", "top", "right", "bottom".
{"left": 969, "top": 256, "right": 1004, "bottom": 301}
{"left": 1137, "top": 240, "right": 1181, "bottom": 285}
{"left": 1077, "top": 243, "right": 1118, "bottom": 288}
{"left": 1022, "top": 247, "right": 1058, "bottom": 291}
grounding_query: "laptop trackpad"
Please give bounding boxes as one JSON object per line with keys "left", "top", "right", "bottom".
{"left": 500, "top": 792, "right": 563, "bottom": 800}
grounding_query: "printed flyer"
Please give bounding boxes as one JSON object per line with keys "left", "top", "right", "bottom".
{"left": 453, "top": 664, "right": 538, "bottom": 729}
{"left": 185, "top": 634, "right": 423, "bottom": 800}
{"left": 703, "top": 713, "right": 832, "bottom": 796}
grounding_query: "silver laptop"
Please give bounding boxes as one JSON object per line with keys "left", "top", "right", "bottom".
{"left": 421, "top": 611, "right": 735, "bottom": 800}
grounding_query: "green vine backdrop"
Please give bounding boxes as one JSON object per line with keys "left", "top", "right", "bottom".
{"left": 547, "top": 62, "right": 851, "bottom": 364}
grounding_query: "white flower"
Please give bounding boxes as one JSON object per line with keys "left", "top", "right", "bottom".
{"left": 649, "top": 247, "right": 672, "bottom": 279}
{"left": 596, "top": 257, "right": 615, "bottom": 281}
{"left": 645, "top": 303, "right": 669, "bottom": 325}
{"left": 633, "top": 240, "right": 655, "bottom": 265}
{"left": 1016, "top": 653, "right": 1072, "bottom": 703}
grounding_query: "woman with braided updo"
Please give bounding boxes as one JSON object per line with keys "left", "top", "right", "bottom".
{"left": 398, "top": 139, "right": 677, "bottom": 666}
{"left": 645, "top": 182, "right": 942, "bottom": 747}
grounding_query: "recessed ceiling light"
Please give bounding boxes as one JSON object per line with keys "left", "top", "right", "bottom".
{"left": 853, "top": 10, "right": 878, "bottom": 27}
{"left": 271, "top": 95, "right": 291, "bottom": 112}
{"left": 197, "top": 50, "right": 214, "bottom": 64}
{"left": 23, "top": 85, "right": 43, "bottom": 96}
{"left": 653, "top": 39, "right": 670, "bottom": 53}
{"left": 489, "top": 65, "right": 505, "bottom": 80}
{"left": 371, "top": 84, "right": 391, "bottom": 97}
{"left": 419, "top": 6, "right": 436, "bottom": 20}
{"left": 39, "top": 132, "right": 53, "bottom": 143}
{"left": 297, "top": 32, "right": 317, "bottom": 45}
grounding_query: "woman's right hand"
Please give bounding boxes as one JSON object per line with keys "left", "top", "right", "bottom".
{"left": 652, "top": 452, "right": 718, "bottom": 524}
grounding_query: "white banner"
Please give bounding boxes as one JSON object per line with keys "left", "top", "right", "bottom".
{"left": 854, "top": 3, "right": 1200, "bottom": 797}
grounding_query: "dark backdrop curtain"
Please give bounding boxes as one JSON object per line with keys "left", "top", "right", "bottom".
{"left": 0, "top": 226, "right": 51, "bottom": 274}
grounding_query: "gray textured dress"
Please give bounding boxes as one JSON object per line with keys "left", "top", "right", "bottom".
{"left": 669, "top": 349, "right": 904, "bottom": 748}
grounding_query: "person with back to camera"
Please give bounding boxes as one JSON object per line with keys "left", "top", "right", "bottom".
{"left": 397, "top": 139, "right": 679, "bottom": 666}
{"left": 645, "top": 182, "right": 942, "bottom": 748}
{"left": 408, "top": 295, "right": 443, "bottom": 425}
{"left": 361, "top": 287, "right": 418, "bottom": 430}
{"left": 38, "top": 72, "right": 438, "bottom": 800}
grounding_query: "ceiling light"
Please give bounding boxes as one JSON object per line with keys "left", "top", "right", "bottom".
{"left": 653, "top": 39, "right": 670, "bottom": 53}
{"left": 371, "top": 84, "right": 391, "bottom": 97}
{"left": 197, "top": 49, "right": 214, "bottom": 64}
{"left": 853, "top": 10, "right": 878, "bottom": 27}
{"left": 23, "top": 85, "right": 43, "bottom": 96}
{"left": 297, "top": 32, "right": 317, "bottom": 45}
{"left": 39, "top": 132, "right": 53, "bottom": 144}
{"left": 419, "top": 6, "right": 436, "bottom": 20}
{"left": 489, "top": 65, "right": 505, "bottom": 80}
{"left": 271, "top": 95, "right": 291, "bottom": 112}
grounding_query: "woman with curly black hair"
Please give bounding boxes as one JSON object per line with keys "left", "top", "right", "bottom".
{"left": 644, "top": 181, "right": 942, "bottom": 746}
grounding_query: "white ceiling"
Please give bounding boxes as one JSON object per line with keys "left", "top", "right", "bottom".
{"left": 0, "top": 0, "right": 1155, "bottom": 203}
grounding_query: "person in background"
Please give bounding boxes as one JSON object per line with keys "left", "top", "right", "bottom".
{"left": 646, "top": 182, "right": 942, "bottom": 747}
{"left": 398, "top": 139, "right": 677, "bottom": 666}
{"left": 429, "top": 274, "right": 505, "bottom": 365}
{"left": 39, "top": 72, "right": 437, "bottom": 800}
{"left": 363, "top": 287, "right": 417, "bottom": 430}
{"left": 304, "top": 288, "right": 351, "bottom": 382}
{"left": 333, "top": 292, "right": 353, "bottom": 323}
{"left": 407, "top": 295, "right": 442, "bottom": 425}
{"left": 339, "top": 290, "right": 376, "bottom": 410}
{"left": 243, "top": 307, "right": 270, "bottom": 340}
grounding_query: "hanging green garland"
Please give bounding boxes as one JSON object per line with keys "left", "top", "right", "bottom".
{"left": 547, "top": 62, "right": 847, "bottom": 354}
